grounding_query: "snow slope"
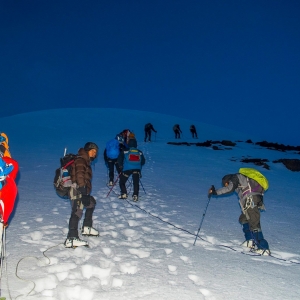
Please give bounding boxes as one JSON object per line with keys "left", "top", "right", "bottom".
{"left": 1, "top": 108, "right": 299, "bottom": 300}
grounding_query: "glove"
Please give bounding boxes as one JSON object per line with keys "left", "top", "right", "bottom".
{"left": 77, "top": 186, "right": 87, "bottom": 195}
{"left": 81, "top": 195, "right": 91, "bottom": 207}
{"left": 105, "top": 161, "right": 108, "bottom": 168}
{"left": 208, "top": 185, "right": 217, "bottom": 197}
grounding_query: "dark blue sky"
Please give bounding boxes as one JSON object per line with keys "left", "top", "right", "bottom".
{"left": 1, "top": 1, "right": 300, "bottom": 145}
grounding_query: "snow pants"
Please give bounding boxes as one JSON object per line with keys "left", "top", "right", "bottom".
{"left": 119, "top": 170, "right": 140, "bottom": 196}
{"left": 107, "top": 158, "right": 121, "bottom": 182}
{"left": 174, "top": 129, "right": 181, "bottom": 139}
{"left": 190, "top": 129, "right": 198, "bottom": 138}
{"left": 67, "top": 196, "right": 96, "bottom": 238}
{"left": 239, "top": 194, "right": 269, "bottom": 249}
{"left": 144, "top": 130, "right": 152, "bottom": 142}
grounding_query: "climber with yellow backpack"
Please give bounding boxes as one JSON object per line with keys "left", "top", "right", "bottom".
{"left": 208, "top": 168, "right": 270, "bottom": 255}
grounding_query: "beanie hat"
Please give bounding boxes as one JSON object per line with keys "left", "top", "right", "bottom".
{"left": 128, "top": 138, "right": 137, "bottom": 148}
{"left": 84, "top": 142, "right": 99, "bottom": 152}
{"left": 222, "top": 174, "right": 234, "bottom": 186}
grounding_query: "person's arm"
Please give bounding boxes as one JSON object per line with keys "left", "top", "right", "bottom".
{"left": 140, "top": 151, "right": 146, "bottom": 166}
{"left": 117, "top": 151, "right": 125, "bottom": 170}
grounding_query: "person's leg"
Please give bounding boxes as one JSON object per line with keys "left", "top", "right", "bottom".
{"left": 115, "top": 161, "right": 121, "bottom": 175}
{"left": 119, "top": 172, "right": 129, "bottom": 197}
{"left": 83, "top": 197, "right": 96, "bottom": 228}
{"left": 108, "top": 160, "right": 115, "bottom": 182}
{"left": 247, "top": 196, "right": 269, "bottom": 251}
{"left": 65, "top": 199, "right": 88, "bottom": 247}
{"left": 132, "top": 171, "right": 140, "bottom": 196}
{"left": 67, "top": 199, "right": 83, "bottom": 238}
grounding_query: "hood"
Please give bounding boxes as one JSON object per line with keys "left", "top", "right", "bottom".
{"left": 128, "top": 138, "right": 137, "bottom": 148}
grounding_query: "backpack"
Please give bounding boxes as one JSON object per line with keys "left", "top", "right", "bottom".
{"left": 106, "top": 139, "right": 120, "bottom": 159}
{"left": 53, "top": 153, "right": 77, "bottom": 199}
{"left": 128, "top": 132, "right": 135, "bottom": 140}
{"left": 123, "top": 148, "right": 142, "bottom": 171}
{"left": 239, "top": 168, "right": 269, "bottom": 191}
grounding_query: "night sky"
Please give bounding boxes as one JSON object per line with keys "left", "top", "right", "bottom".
{"left": 1, "top": 1, "right": 300, "bottom": 145}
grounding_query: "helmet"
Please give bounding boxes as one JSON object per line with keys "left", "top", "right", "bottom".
{"left": 116, "top": 134, "right": 124, "bottom": 143}
{"left": 84, "top": 142, "right": 99, "bottom": 152}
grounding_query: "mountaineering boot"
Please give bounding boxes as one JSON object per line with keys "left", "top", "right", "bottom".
{"left": 64, "top": 237, "right": 88, "bottom": 248}
{"left": 241, "top": 223, "right": 254, "bottom": 248}
{"left": 132, "top": 195, "right": 138, "bottom": 202}
{"left": 252, "top": 229, "right": 270, "bottom": 255}
{"left": 82, "top": 226, "right": 99, "bottom": 237}
{"left": 108, "top": 181, "right": 113, "bottom": 186}
{"left": 252, "top": 248, "right": 271, "bottom": 256}
{"left": 242, "top": 240, "right": 254, "bottom": 248}
{"left": 118, "top": 193, "right": 128, "bottom": 199}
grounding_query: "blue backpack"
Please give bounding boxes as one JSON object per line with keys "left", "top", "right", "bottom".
{"left": 106, "top": 139, "right": 120, "bottom": 159}
{"left": 123, "top": 148, "right": 142, "bottom": 171}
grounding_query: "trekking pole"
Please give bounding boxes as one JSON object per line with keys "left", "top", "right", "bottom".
{"left": 139, "top": 179, "right": 146, "bottom": 194}
{"left": 106, "top": 172, "right": 121, "bottom": 198}
{"left": 193, "top": 194, "right": 212, "bottom": 246}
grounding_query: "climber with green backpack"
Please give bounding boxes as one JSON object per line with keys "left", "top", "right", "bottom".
{"left": 208, "top": 168, "right": 270, "bottom": 255}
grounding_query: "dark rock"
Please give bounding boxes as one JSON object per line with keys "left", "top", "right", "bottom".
{"left": 212, "top": 146, "right": 221, "bottom": 150}
{"left": 195, "top": 141, "right": 212, "bottom": 147}
{"left": 273, "top": 159, "right": 300, "bottom": 172}
{"left": 255, "top": 141, "right": 300, "bottom": 152}
{"left": 240, "top": 158, "right": 270, "bottom": 170}
{"left": 221, "top": 140, "right": 236, "bottom": 147}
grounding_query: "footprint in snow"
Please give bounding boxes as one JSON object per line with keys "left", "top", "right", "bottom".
{"left": 111, "top": 203, "right": 119, "bottom": 209}
{"left": 102, "top": 247, "right": 113, "bottom": 257}
{"left": 82, "top": 264, "right": 111, "bottom": 285}
{"left": 121, "top": 228, "right": 141, "bottom": 240}
{"left": 188, "top": 274, "right": 205, "bottom": 286}
{"left": 119, "top": 262, "right": 139, "bottom": 274}
{"left": 180, "top": 256, "right": 190, "bottom": 263}
{"left": 30, "top": 231, "right": 43, "bottom": 241}
{"left": 199, "top": 288, "right": 213, "bottom": 297}
{"left": 164, "top": 248, "right": 173, "bottom": 255}
{"left": 170, "top": 236, "right": 181, "bottom": 243}
{"left": 127, "top": 220, "right": 140, "bottom": 227}
{"left": 128, "top": 248, "right": 151, "bottom": 258}
{"left": 168, "top": 265, "right": 177, "bottom": 275}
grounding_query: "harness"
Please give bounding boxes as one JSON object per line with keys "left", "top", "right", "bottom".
{"left": 239, "top": 177, "right": 265, "bottom": 220}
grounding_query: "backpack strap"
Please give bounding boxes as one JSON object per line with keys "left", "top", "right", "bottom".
{"left": 242, "top": 177, "right": 264, "bottom": 197}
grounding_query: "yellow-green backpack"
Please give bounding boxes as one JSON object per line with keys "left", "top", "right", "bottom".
{"left": 239, "top": 168, "right": 269, "bottom": 191}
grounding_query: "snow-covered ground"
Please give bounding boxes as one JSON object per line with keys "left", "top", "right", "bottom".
{"left": 1, "top": 108, "right": 300, "bottom": 300}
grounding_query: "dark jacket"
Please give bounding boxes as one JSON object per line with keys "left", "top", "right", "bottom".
{"left": 173, "top": 124, "right": 182, "bottom": 132}
{"left": 71, "top": 148, "right": 93, "bottom": 194}
{"left": 145, "top": 123, "right": 157, "bottom": 133}
{"left": 190, "top": 125, "right": 196, "bottom": 132}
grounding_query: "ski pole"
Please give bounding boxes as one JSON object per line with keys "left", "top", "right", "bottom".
{"left": 139, "top": 179, "right": 146, "bottom": 194}
{"left": 193, "top": 195, "right": 212, "bottom": 246}
{"left": 106, "top": 172, "right": 121, "bottom": 198}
